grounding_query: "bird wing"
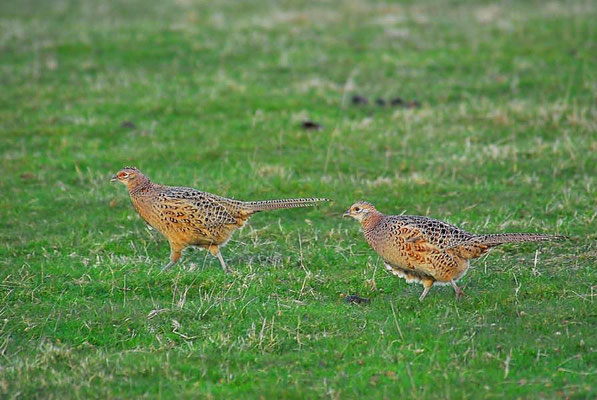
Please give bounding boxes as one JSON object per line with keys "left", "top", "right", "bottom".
{"left": 391, "top": 216, "right": 474, "bottom": 250}
{"left": 159, "top": 187, "right": 241, "bottom": 228}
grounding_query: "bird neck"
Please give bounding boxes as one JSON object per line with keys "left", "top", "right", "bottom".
{"left": 128, "top": 176, "right": 152, "bottom": 195}
{"left": 360, "top": 211, "right": 384, "bottom": 230}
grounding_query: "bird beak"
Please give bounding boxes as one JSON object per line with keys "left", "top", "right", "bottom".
{"left": 110, "top": 175, "right": 118, "bottom": 182}
{"left": 343, "top": 210, "right": 351, "bottom": 218}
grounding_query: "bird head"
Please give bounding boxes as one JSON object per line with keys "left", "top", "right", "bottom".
{"left": 343, "top": 201, "right": 377, "bottom": 222}
{"left": 110, "top": 167, "right": 147, "bottom": 190}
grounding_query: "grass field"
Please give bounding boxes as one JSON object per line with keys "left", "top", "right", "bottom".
{"left": 1, "top": 0, "right": 596, "bottom": 398}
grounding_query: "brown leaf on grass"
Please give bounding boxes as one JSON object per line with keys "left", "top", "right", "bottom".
{"left": 369, "top": 375, "right": 379, "bottom": 386}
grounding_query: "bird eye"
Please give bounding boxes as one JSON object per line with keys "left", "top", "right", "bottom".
{"left": 354, "top": 207, "right": 361, "bottom": 212}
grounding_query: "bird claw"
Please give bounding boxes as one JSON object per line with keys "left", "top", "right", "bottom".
{"left": 161, "top": 262, "right": 175, "bottom": 272}
{"left": 220, "top": 266, "right": 231, "bottom": 274}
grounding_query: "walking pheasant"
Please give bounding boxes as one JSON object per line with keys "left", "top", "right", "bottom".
{"left": 111, "top": 167, "right": 329, "bottom": 272}
{"left": 344, "top": 201, "right": 563, "bottom": 301}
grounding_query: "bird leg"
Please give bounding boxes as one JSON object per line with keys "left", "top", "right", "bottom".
{"left": 419, "top": 279, "right": 434, "bottom": 302}
{"left": 162, "top": 244, "right": 182, "bottom": 271}
{"left": 209, "top": 245, "right": 230, "bottom": 273}
{"left": 450, "top": 280, "right": 465, "bottom": 299}
{"left": 216, "top": 251, "right": 230, "bottom": 273}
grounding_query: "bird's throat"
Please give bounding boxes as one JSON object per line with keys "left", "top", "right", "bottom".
{"left": 360, "top": 212, "right": 384, "bottom": 230}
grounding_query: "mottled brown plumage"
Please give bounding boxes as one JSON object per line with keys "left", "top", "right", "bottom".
{"left": 111, "top": 167, "right": 329, "bottom": 272}
{"left": 344, "top": 202, "right": 563, "bottom": 301}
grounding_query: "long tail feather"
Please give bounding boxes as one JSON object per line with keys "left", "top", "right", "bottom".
{"left": 474, "top": 233, "right": 565, "bottom": 246}
{"left": 242, "top": 197, "right": 330, "bottom": 212}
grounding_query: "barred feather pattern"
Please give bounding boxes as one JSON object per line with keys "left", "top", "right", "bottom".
{"left": 472, "top": 233, "right": 564, "bottom": 246}
{"left": 243, "top": 198, "right": 330, "bottom": 212}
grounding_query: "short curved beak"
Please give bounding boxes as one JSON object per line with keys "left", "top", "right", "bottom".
{"left": 343, "top": 210, "right": 351, "bottom": 218}
{"left": 110, "top": 175, "right": 118, "bottom": 182}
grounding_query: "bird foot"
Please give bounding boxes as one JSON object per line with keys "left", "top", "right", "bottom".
{"left": 418, "top": 285, "right": 432, "bottom": 302}
{"left": 161, "top": 261, "right": 176, "bottom": 272}
{"left": 449, "top": 280, "right": 465, "bottom": 300}
{"left": 455, "top": 288, "right": 465, "bottom": 300}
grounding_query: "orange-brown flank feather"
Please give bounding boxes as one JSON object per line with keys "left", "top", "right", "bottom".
{"left": 112, "top": 167, "right": 329, "bottom": 272}
{"left": 344, "top": 201, "right": 564, "bottom": 301}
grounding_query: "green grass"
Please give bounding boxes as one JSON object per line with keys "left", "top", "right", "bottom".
{"left": 1, "top": 0, "right": 596, "bottom": 398}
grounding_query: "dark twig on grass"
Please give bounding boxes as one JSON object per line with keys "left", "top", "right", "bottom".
{"left": 344, "top": 294, "right": 371, "bottom": 304}
{"left": 301, "top": 120, "right": 322, "bottom": 130}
